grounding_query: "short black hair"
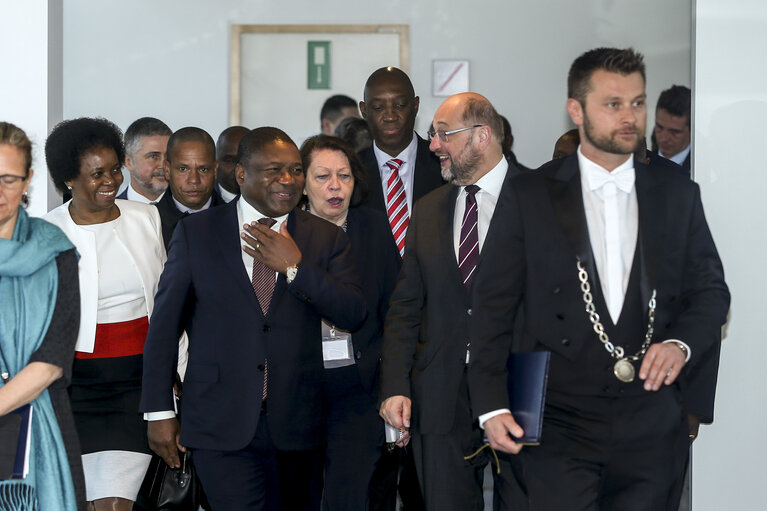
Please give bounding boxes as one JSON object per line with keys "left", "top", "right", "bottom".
{"left": 237, "top": 127, "right": 297, "bottom": 168}
{"left": 320, "top": 95, "right": 358, "bottom": 123}
{"left": 333, "top": 117, "right": 372, "bottom": 153}
{"left": 568, "top": 48, "right": 646, "bottom": 105}
{"left": 363, "top": 67, "right": 415, "bottom": 102}
{"left": 45, "top": 117, "right": 125, "bottom": 194}
{"left": 124, "top": 117, "right": 171, "bottom": 157}
{"left": 656, "top": 85, "right": 691, "bottom": 126}
{"left": 299, "top": 134, "right": 369, "bottom": 208}
{"left": 166, "top": 127, "right": 215, "bottom": 162}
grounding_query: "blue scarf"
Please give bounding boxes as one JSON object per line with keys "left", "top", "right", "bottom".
{"left": 0, "top": 207, "right": 78, "bottom": 510}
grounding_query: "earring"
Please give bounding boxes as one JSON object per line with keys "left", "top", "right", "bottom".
{"left": 21, "top": 192, "right": 30, "bottom": 208}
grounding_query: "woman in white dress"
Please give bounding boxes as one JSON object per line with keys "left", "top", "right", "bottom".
{"left": 43, "top": 117, "right": 174, "bottom": 511}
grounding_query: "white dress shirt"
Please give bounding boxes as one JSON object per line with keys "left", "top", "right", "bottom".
{"left": 578, "top": 147, "right": 691, "bottom": 360}
{"left": 372, "top": 133, "right": 419, "bottom": 213}
{"left": 450, "top": 157, "right": 510, "bottom": 429}
{"left": 237, "top": 196, "right": 289, "bottom": 280}
{"left": 578, "top": 147, "right": 638, "bottom": 324}
{"left": 127, "top": 184, "right": 164, "bottom": 204}
{"left": 218, "top": 182, "right": 238, "bottom": 203}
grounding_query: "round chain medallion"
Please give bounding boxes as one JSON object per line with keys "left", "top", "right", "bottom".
{"left": 613, "top": 359, "right": 636, "bottom": 383}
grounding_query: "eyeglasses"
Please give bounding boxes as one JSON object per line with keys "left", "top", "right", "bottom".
{"left": 427, "top": 124, "right": 484, "bottom": 142}
{"left": 0, "top": 174, "right": 28, "bottom": 190}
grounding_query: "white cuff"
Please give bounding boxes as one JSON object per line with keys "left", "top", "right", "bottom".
{"left": 478, "top": 408, "right": 512, "bottom": 429}
{"left": 144, "top": 410, "right": 176, "bottom": 421}
{"left": 663, "top": 339, "right": 692, "bottom": 363}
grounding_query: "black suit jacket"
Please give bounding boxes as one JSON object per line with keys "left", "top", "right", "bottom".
{"left": 380, "top": 167, "right": 520, "bottom": 435}
{"left": 344, "top": 206, "right": 402, "bottom": 394}
{"left": 154, "top": 189, "right": 225, "bottom": 249}
{"left": 474, "top": 153, "right": 729, "bottom": 421}
{"left": 358, "top": 134, "right": 445, "bottom": 217}
{"left": 140, "top": 202, "right": 366, "bottom": 451}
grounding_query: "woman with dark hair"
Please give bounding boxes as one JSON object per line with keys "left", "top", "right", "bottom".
{"left": 300, "top": 134, "right": 400, "bottom": 510}
{"left": 0, "top": 121, "right": 84, "bottom": 510}
{"left": 43, "top": 118, "right": 177, "bottom": 511}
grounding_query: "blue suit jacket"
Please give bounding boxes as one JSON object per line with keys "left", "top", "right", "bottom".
{"left": 140, "top": 201, "right": 366, "bottom": 451}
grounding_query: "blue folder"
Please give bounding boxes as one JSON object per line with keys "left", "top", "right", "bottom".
{"left": 506, "top": 351, "right": 550, "bottom": 445}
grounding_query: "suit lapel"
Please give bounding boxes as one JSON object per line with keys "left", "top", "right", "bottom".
{"left": 264, "top": 211, "right": 294, "bottom": 315}
{"left": 544, "top": 155, "right": 597, "bottom": 280}
{"left": 361, "top": 148, "right": 387, "bottom": 213}
{"left": 634, "top": 160, "right": 665, "bottom": 311}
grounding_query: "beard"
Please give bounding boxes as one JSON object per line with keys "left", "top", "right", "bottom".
{"left": 583, "top": 112, "right": 642, "bottom": 155}
{"left": 441, "top": 138, "right": 482, "bottom": 185}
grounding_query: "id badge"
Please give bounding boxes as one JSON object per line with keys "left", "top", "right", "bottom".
{"left": 322, "top": 326, "right": 355, "bottom": 368}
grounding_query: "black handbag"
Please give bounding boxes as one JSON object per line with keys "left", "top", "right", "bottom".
{"left": 134, "top": 450, "right": 207, "bottom": 511}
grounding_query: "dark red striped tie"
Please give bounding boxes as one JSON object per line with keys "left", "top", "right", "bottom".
{"left": 458, "top": 185, "right": 480, "bottom": 290}
{"left": 251, "top": 217, "right": 276, "bottom": 400}
{"left": 385, "top": 158, "right": 409, "bottom": 257}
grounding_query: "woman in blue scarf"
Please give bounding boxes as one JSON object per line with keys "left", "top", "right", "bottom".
{"left": 0, "top": 122, "right": 84, "bottom": 510}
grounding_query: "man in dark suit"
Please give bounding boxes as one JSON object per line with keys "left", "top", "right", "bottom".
{"left": 653, "top": 85, "right": 692, "bottom": 174}
{"left": 118, "top": 116, "right": 171, "bottom": 202}
{"left": 358, "top": 66, "right": 444, "bottom": 258}
{"left": 215, "top": 125, "right": 249, "bottom": 203}
{"left": 140, "top": 127, "right": 366, "bottom": 510}
{"left": 155, "top": 127, "right": 224, "bottom": 249}
{"left": 480, "top": 48, "right": 729, "bottom": 510}
{"left": 380, "top": 92, "right": 527, "bottom": 510}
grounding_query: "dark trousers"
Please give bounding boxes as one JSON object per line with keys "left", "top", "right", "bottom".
{"left": 369, "top": 444, "right": 424, "bottom": 511}
{"left": 411, "top": 372, "right": 525, "bottom": 511}
{"left": 516, "top": 387, "right": 689, "bottom": 511}
{"left": 194, "top": 407, "right": 318, "bottom": 511}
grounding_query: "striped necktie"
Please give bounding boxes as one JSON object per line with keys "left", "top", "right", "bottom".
{"left": 385, "top": 158, "right": 409, "bottom": 257}
{"left": 458, "top": 185, "right": 480, "bottom": 290}
{"left": 251, "top": 217, "right": 276, "bottom": 400}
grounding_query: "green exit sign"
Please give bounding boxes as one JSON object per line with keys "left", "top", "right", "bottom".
{"left": 307, "top": 41, "right": 331, "bottom": 89}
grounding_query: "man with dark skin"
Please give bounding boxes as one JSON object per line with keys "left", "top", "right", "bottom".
{"left": 358, "top": 66, "right": 442, "bottom": 511}
{"left": 154, "top": 127, "right": 224, "bottom": 248}
{"left": 358, "top": 67, "right": 444, "bottom": 259}
{"left": 141, "top": 127, "right": 365, "bottom": 510}
{"left": 215, "top": 125, "right": 249, "bottom": 202}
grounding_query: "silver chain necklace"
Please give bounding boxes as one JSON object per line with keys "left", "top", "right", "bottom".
{"left": 576, "top": 259, "right": 656, "bottom": 383}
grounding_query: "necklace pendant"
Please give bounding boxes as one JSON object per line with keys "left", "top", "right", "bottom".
{"left": 614, "top": 359, "right": 635, "bottom": 383}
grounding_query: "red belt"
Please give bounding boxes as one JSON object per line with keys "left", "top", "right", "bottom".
{"left": 75, "top": 316, "right": 148, "bottom": 359}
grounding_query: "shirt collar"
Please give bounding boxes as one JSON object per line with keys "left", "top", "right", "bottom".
{"left": 372, "top": 132, "right": 418, "bottom": 172}
{"left": 662, "top": 144, "right": 691, "bottom": 166}
{"left": 461, "top": 156, "right": 508, "bottom": 199}
{"left": 173, "top": 194, "right": 213, "bottom": 214}
{"left": 578, "top": 146, "right": 635, "bottom": 193}
{"left": 237, "top": 196, "right": 289, "bottom": 229}
{"left": 127, "top": 184, "right": 163, "bottom": 204}
{"left": 217, "top": 182, "right": 238, "bottom": 203}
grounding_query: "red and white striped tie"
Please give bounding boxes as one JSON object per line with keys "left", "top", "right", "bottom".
{"left": 385, "top": 158, "right": 409, "bottom": 257}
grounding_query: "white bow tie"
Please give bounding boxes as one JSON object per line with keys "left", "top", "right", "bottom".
{"left": 587, "top": 166, "right": 635, "bottom": 194}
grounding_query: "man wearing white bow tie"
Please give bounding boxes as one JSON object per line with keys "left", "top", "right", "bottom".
{"left": 474, "top": 47, "right": 730, "bottom": 510}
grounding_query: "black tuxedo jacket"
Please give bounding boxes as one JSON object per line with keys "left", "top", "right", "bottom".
{"left": 140, "top": 201, "right": 366, "bottom": 451}
{"left": 358, "top": 134, "right": 445, "bottom": 217}
{"left": 344, "top": 206, "right": 401, "bottom": 394}
{"left": 473, "top": 154, "right": 729, "bottom": 421}
{"left": 154, "top": 189, "right": 225, "bottom": 249}
{"left": 380, "top": 169, "right": 520, "bottom": 435}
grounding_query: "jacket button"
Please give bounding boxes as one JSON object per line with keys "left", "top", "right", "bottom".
{"left": 355, "top": 350, "right": 362, "bottom": 360}
{"left": 263, "top": 325, "right": 271, "bottom": 333}
{"left": 556, "top": 314, "right": 565, "bottom": 320}
{"left": 561, "top": 338, "right": 570, "bottom": 346}
{"left": 467, "top": 308, "right": 472, "bottom": 316}
{"left": 257, "top": 364, "right": 265, "bottom": 371}
{"left": 553, "top": 287, "right": 561, "bottom": 294}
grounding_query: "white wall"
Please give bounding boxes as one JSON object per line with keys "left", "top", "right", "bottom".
{"left": 692, "top": 1, "right": 767, "bottom": 508}
{"left": 0, "top": 0, "right": 62, "bottom": 215}
{"left": 62, "top": 0, "right": 690, "bottom": 169}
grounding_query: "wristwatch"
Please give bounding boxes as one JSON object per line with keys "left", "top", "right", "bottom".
{"left": 286, "top": 264, "right": 298, "bottom": 284}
